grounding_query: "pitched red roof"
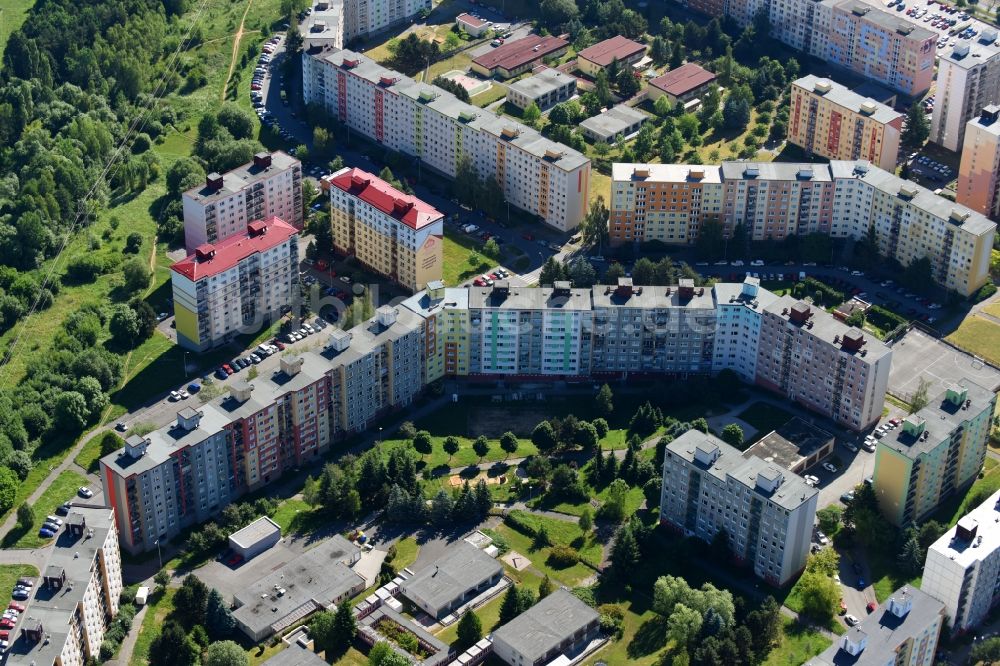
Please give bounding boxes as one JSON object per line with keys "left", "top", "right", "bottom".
{"left": 472, "top": 35, "right": 569, "bottom": 72}
{"left": 456, "top": 12, "right": 489, "bottom": 28}
{"left": 171, "top": 217, "right": 298, "bottom": 281}
{"left": 649, "top": 63, "right": 717, "bottom": 96}
{"left": 328, "top": 168, "right": 443, "bottom": 230}
{"left": 577, "top": 36, "right": 647, "bottom": 67}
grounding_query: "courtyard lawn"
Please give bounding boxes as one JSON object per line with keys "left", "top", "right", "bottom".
{"left": 435, "top": 591, "right": 506, "bottom": 647}
{"left": 389, "top": 536, "right": 420, "bottom": 571}
{"left": 737, "top": 402, "right": 796, "bottom": 439}
{"left": 382, "top": 434, "right": 538, "bottom": 472}
{"left": 946, "top": 315, "right": 1000, "bottom": 367}
{"left": 782, "top": 576, "right": 847, "bottom": 635}
{"left": 762, "top": 617, "right": 833, "bottom": 666}
{"left": 471, "top": 82, "right": 508, "bottom": 108}
{"left": 0, "top": 564, "right": 39, "bottom": 596}
{"left": 493, "top": 522, "right": 598, "bottom": 588}
{"left": 3, "top": 470, "right": 90, "bottom": 549}
{"left": 443, "top": 229, "right": 492, "bottom": 285}
{"left": 269, "top": 498, "right": 312, "bottom": 534}
{"left": 130, "top": 588, "right": 177, "bottom": 666}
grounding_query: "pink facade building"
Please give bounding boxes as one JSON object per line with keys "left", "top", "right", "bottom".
{"left": 957, "top": 105, "right": 1000, "bottom": 220}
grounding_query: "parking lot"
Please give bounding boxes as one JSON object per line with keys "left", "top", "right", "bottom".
{"left": 907, "top": 153, "right": 955, "bottom": 186}
{"left": 887, "top": 327, "right": 1000, "bottom": 399}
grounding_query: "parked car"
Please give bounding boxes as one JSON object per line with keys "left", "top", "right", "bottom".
{"left": 78, "top": 487, "right": 94, "bottom": 499}
{"left": 7, "top": 603, "right": 24, "bottom": 613}
{"left": 857, "top": 577, "right": 866, "bottom": 589}
{"left": 11, "top": 590, "right": 28, "bottom": 601}
{"left": 845, "top": 614, "right": 860, "bottom": 627}
{"left": 866, "top": 601, "right": 877, "bottom": 614}
{"left": 55, "top": 502, "right": 72, "bottom": 516}
{"left": 844, "top": 442, "right": 858, "bottom": 453}
{"left": 45, "top": 516, "right": 63, "bottom": 526}
{"left": 822, "top": 462, "right": 838, "bottom": 473}
{"left": 37, "top": 528, "right": 55, "bottom": 539}
{"left": 816, "top": 530, "right": 829, "bottom": 545}
{"left": 115, "top": 421, "right": 128, "bottom": 432}
{"left": 839, "top": 599, "right": 848, "bottom": 615}
{"left": 169, "top": 390, "right": 181, "bottom": 401}
{"left": 840, "top": 491, "right": 855, "bottom": 504}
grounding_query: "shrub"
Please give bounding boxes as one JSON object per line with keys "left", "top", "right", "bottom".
{"left": 975, "top": 280, "right": 997, "bottom": 302}
{"left": 547, "top": 544, "right": 579, "bottom": 568}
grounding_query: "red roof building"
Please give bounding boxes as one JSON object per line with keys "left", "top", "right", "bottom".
{"left": 328, "top": 168, "right": 443, "bottom": 230}
{"left": 471, "top": 35, "right": 570, "bottom": 79}
{"left": 577, "top": 36, "right": 647, "bottom": 76}
{"left": 648, "top": 63, "right": 718, "bottom": 106}
{"left": 171, "top": 217, "right": 299, "bottom": 282}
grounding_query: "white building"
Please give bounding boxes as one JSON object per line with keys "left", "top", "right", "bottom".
{"left": 712, "top": 278, "right": 779, "bottom": 383}
{"left": 505, "top": 67, "right": 577, "bottom": 111}
{"left": 182, "top": 151, "right": 303, "bottom": 252}
{"left": 302, "top": 0, "right": 345, "bottom": 50}
{"left": 302, "top": 48, "right": 591, "bottom": 231}
{"left": 930, "top": 31, "right": 1000, "bottom": 152}
{"left": 659, "top": 430, "right": 819, "bottom": 586}
{"left": 921, "top": 490, "right": 1000, "bottom": 633}
{"left": 7, "top": 508, "right": 123, "bottom": 666}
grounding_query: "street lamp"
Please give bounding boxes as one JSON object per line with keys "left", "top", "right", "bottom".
{"left": 183, "top": 351, "right": 189, "bottom": 379}
{"left": 154, "top": 539, "right": 162, "bottom": 571}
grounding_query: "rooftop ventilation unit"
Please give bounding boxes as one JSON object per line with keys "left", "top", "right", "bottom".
{"left": 813, "top": 79, "right": 832, "bottom": 94}
{"left": 859, "top": 100, "right": 877, "bottom": 115}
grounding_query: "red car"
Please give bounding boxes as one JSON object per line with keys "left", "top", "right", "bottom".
{"left": 866, "top": 602, "right": 877, "bottom": 613}
{"left": 272, "top": 340, "right": 286, "bottom": 351}
{"left": 222, "top": 364, "right": 234, "bottom": 375}
{"left": 839, "top": 599, "right": 847, "bottom": 615}
{"left": 473, "top": 278, "right": 486, "bottom": 286}
{"left": 489, "top": 273, "right": 501, "bottom": 281}
{"left": 0, "top": 619, "right": 14, "bottom": 630}
{"left": 7, "top": 603, "right": 24, "bottom": 613}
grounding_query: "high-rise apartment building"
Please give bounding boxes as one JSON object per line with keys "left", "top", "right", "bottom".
{"left": 328, "top": 167, "right": 443, "bottom": 291}
{"left": 789, "top": 75, "right": 903, "bottom": 170}
{"left": 956, "top": 105, "right": 1000, "bottom": 220}
{"left": 182, "top": 152, "right": 303, "bottom": 252}
{"left": 921, "top": 490, "right": 1000, "bottom": 633}
{"left": 757, "top": 297, "right": 892, "bottom": 431}
{"left": 400, "top": 281, "right": 471, "bottom": 383}
{"left": 7, "top": 507, "right": 123, "bottom": 666}
{"left": 302, "top": 48, "right": 591, "bottom": 231}
{"left": 712, "top": 278, "right": 780, "bottom": 383}
{"left": 930, "top": 31, "right": 1000, "bottom": 152}
{"left": 102, "top": 304, "right": 424, "bottom": 554}
{"left": 608, "top": 160, "right": 997, "bottom": 296}
{"left": 659, "top": 430, "right": 819, "bottom": 586}
{"left": 171, "top": 217, "right": 299, "bottom": 352}
{"left": 874, "top": 380, "right": 995, "bottom": 526}
{"left": 807, "top": 587, "right": 944, "bottom": 666}
{"left": 300, "top": 0, "right": 431, "bottom": 51}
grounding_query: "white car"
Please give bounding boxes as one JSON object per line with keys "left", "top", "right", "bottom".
{"left": 169, "top": 390, "right": 181, "bottom": 401}
{"left": 845, "top": 614, "right": 860, "bottom": 627}
{"left": 822, "top": 462, "right": 838, "bottom": 473}
{"left": 804, "top": 474, "right": 820, "bottom": 486}
{"left": 816, "top": 531, "right": 829, "bottom": 545}
{"left": 78, "top": 487, "right": 94, "bottom": 499}
{"left": 844, "top": 442, "right": 859, "bottom": 453}
{"left": 179, "top": 390, "right": 190, "bottom": 400}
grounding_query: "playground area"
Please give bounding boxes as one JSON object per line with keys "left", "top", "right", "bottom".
{"left": 441, "top": 69, "right": 492, "bottom": 97}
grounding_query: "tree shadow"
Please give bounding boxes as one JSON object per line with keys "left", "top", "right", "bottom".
{"left": 627, "top": 615, "right": 668, "bottom": 658}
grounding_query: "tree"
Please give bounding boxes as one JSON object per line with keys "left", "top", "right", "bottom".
{"left": 456, "top": 610, "right": 483, "bottom": 650}
{"left": 523, "top": 102, "right": 541, "bottom": 127}
{"left": 723, "top": 94, "right": 751, "bottom": 130}
{"left": 148, "top": 621, "right": 199, "bottom": 666}
{"left": 443, "top": 436, "right": 460, "bottom": 462}
{"left": 167, "top": 157, "right": 206, "bottom": 195}
{"left": 173, "top": 575, "right": 209, "bottom": 629}
{"left": 719, "top": 424, "right": 744, "bottom": 448}
{"left": 310, "top": 610, "right": 336, "bottom": 654}
{"left": 910, "top": 376, "right": 931, "bottom": 413}
{"left": 54, "top": 391, "right": 89, "bottom": 431}
{"left": 217, "top": 104, "right": 255, "bottom": 140}
{"left": 573, "top": 422, "right": 599, "bottom": 452}
{"left": 609, "top": 521, "right": 641, "bottom": 579}
{"left": 897, "top": 529, "right": 923, "bottom": 577}
{"left": 205, "top": 588, "right": 236, "bottom": 638}
{"left": 369, "top": 641, "right": 411, "bottom": 666}
{"left": 594, "top": 70, "right": 612, "bottom": 107}
{"left": 579, "top": 508, "right": 593, "bottom": 532}
{"left": 539, "top": 257, "right": 566, "bottom": 286}
{"left": 499, "top": 585, "right": 535, "bottom": 624}
{"left": 816, "top": 505, "right": 842, "bottom": 534}
{"left": 532, "top": 421, "right": 559, "bottom": 452}
{"left": 16, "top": 502, "right": 34, "bottom": 528}
{"left": 123, "top": 257, "right": 152, "bottom": 293}
{"left": 154, "top": 570, "right": 170, "bottom": 590}
{"left": 668, "top": 604, "right": 703, "bottom": 647}
{"left": 124, "top": 232, "right": 143, "bottom": 254}
{"left": 333, "top": 599, "right": 358, "bottom": 647}
{"left": 617, "top": 68, "right": 640, "bottom": 98}
{"left": 580, "top": 195, "right": 609, "bottom": 249}
{"left": 745, "top": 596, "right": 782, "bottom": 658}
{"left": 969, "top": 637, "right": 1000, "bottom": 665}
{"left": 902, "top": 103, "right": 930, "bottom": 148}
{"left": 845, "top": 309, "right": 866, "bottom": 328}
{"left": 540, "top": 0, "right": 579, "bottom": 28}
{"left": 601, "top": 479, "right": 630, "bottom": 523}
{"left": 473, "top": 435, "right": 490, "bottom": 460}
{"left": 538, "top": 574, "right": 554, "bottom": 599}
{"left": 204, "top": 641, "right": 248, "bottom": 666}
{"left": 797, "top": 571, "right": 839, "bottom": 621}
{"left": 412, "top": 430, "right": 433, "bottom": 457}
{"left": 499, "top": 431, "right": 519, "bottom": 457}
{"left": 482, "top": 238, "right": 501, "bottom": 259}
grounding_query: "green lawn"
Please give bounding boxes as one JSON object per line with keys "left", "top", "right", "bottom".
{"left": 471, "top": 82, "right": 508, "bottom": 108}
{"left": 762, "top": 617, "right": 833, "bottom": 666}
{"left": 443, "top": 229, "right": 493, "bottom": 286}
{"left": 0, "top": 0, "right": 36, "bottom": 69}
{"left": 389, "top": 536, "right": 420, "bottom": 571}
{"left": 3, "top": 469, "right": 90, "bottom": 548}
{"left": 75, "top": 431, "right": 124, "bottom": 473}
{"left": 381, "top": 434, "right": 538, "bottom": 472}
{"left": 933, "top": 456, "right": 1000, "bottom": 527}
{"left": 737, "top": 401, "right": 795, "bottom": 440}
{"left": 494, "top": 511, "right": 602, "bottom": 586}
{"left": 130, "top": 587, "right": 177, "bottom": 666}
{"left": 269, "top": 498, "right": 312, "bottom": 534}
{"left": 435, "top": 592, "right": 506, "bottom": 647}
{"left": 946, "top": 315, "right": 1000, "bottom": 367}
{"left": 782, "top": 576, "right": 847, "bottom": 636}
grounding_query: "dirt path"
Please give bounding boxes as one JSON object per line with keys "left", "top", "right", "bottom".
{"left": 221, "top": 0, "right": 256, "bottom": 101}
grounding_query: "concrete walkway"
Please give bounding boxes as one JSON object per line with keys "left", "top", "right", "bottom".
{"left": 112, "top": 603, "right": 149, "bottom": 666}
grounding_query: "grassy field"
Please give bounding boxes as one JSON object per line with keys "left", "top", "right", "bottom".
{"left": 0, "top": 0, "right": 35, "bottom": 69}
{"left": 946, "top": 315, "right": 1000, "bottom": 367}
{"left": 389, "top": 536, "right": 420, "bottom": 571}
{"left": 269, "top": 498, "right": 312, "bottom": 533}
{"left": 381, "top": 433, "right": 537, "bottom": 471}
{"left": 442, "top": 228, "right": 493, "bottom": 285}
{"left": 983, "top": 301, "right": 1000, "bottom": 320}
{"left": 130, "top": 587, "right": 177, "bottom": 666}
{"left": 75, "top": 432, "right": 124, "bottom": 473}
{"left": 2, "top": 469, "right": 90, "bottom": 548}
{"left": 762, "top": 617, "right": 833, "bottom": 666}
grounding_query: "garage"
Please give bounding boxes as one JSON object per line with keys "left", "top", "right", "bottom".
{"left": 228, "top": 516, "right": 281, "bottom": 561}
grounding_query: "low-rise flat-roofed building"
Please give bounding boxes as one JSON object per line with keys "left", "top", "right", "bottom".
{"left": 921, "top": 490, "right": 1000, "bottom": 633}
{"left": 647, "top": 63, "right": 717, "bottom": 108}
{"left": 455, "top": 12, "right": 491, "bottom": 37}
{"left": 874, "top": 380, "right": 996, "bottom": 526}
{"left": 505, "top": 67, "right": 577, "bottom": 111}
{"left": 660, "top": 430, "right": 819, "bottom": 586}
{"left": 576, "top": 35, "right": 647, "bottom": 77}
{"left": 492, "top": 589, "right": 602, "bottom": 666}
{"left": 743, "top": 417, "right": 836, "bottom": 474}
{"left": 399, "top": 541, "right": 503, "bottom": 618}
{"left": 262, "top": 645, "right": 329, "bottom": 666}
{"left": 471, "top": 35, "right": 569, "bottom": 79}
{"left": 232, "top": 535, "right": 364, "bottom": 641}
{"left": 579, "top": 104, "right": 647, "bottom": 143}
{"left": 806, "top": 586, "right": 944, "bottom": 666}
{"left": 228, "top": 516, "right": 281, "bottom": 560}
{"left": 6, "top": 507, "right": 123, "bottom": 666}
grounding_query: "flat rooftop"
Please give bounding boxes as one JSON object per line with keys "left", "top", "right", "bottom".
{"left": 262, "top": 645, "right": 329, "bottom": 666}
{"left": 926, "top": 490, "right": 1000, "bottom": 569}
{"left": 794, "top": 75, "right": 903, "bottom": 124}
{"left": 835, "top": 0, "right": 937, "bottom": 40}
{"left": 764, "top": 295, "right": 893, "bottom": 365}
{"left": 591, "top": 282, "right": 716, "bottom": 311}
{"left": 492, "top": 588, "right": 599, "bottom": 663}
{"left": 612, "top": 162, "right": 722, "bottom": 184}
{"left": 229, "top": 516, "right": 281, "bottom": 549}
{"left": 400, "top": 541, "right": 502, "bottom": 613}
{"left": 507, "top": 67, "right": 576, "bottom": 100}
{"left": 579, "top": 104, "right": 647, "bottom": 138}
{"left": 183, "top": 151, "right": 299, "bottom": 204}
{"left": 468, "top": 283, "right": 592, "bottom": 311}
{"left": 744, "top": 417, "right": 835, "bottom": 470}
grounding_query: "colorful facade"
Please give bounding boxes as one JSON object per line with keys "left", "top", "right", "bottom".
{"left": 930, "top": 31, "right": 1000, "bottom": 152}
{"left": 302, "top": 48, "right": 590, "bottom": 232}
{"left": 956, "top": 105, "right": 1000, "bottom": 220}
{"left": 328, "top": 167, "right": 444, "bottom": 291}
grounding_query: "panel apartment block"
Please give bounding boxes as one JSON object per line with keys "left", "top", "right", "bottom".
{"left": 302, "top": 47, "right": 590, "bottom": 231}
{"left": 712, "top": 278, "right": 780, "bottom": 383}
{"left": 328, "top": 167, "right": 444, "bottom": 291}
{"left": 171, "top": 218, "right": 299, "bottom": 352}
{"left": 659, "top": 430, "right": 819, "bottom": 586}
{"left": 609, "top": 160, "right": 997, "bottom": 296}
{"left": 400, "top": 282, "right": 470, "bottom": 382}
{"left": 930, "top": 30, "right": 1000, "bottom": 152}
{"left": 789, "top": 75, "right": 903, "bottom": 170}
{"left": 874, "top": 380, "right": 995, "bottom": 526}
{"left": 101, "top": 305, "right": 425, "bottom": 554}
{"left": 756, "top": 298, "right": 892, "bottom": 431}
{"left": 182, "top": 151, "right": 302, "bottom": 253}
{"left": 7, "top": 508, "right": 123, "bottom": 666}
{"left": 921, "top": 490, "right": 1000, "bottom": 633}
{"left": 956, "top": 105, "right": 1000, "bottom": 220}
